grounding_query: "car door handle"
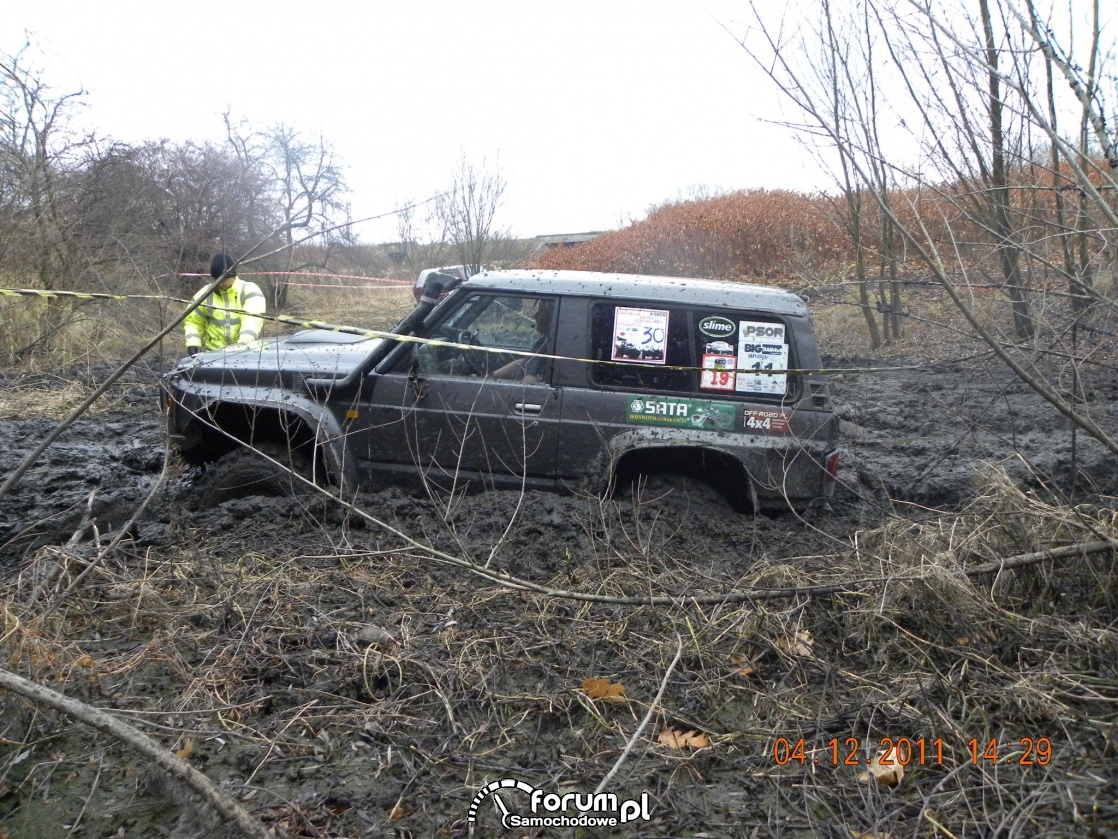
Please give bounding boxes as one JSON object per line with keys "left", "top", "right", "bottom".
{"left": 513, "top": 402, "right": 542, "bottom": 415}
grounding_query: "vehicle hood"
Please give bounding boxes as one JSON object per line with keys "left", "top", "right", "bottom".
{"left": 169, "top": 331, "right": 383, "bottom": 381}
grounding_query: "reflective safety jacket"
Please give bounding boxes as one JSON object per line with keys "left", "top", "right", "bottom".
{"left": 184, "top": 277, "right": 266, "bottom": 351}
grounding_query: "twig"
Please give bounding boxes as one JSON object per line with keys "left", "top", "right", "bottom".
{"left": 37, "top": 449, "right": 170, "bottom": 620}
{"left": 25, "top": 490, "right": 96, "bottom": 608}
{"left": 594, "top": 634, "right": 683, "bottom": 795}
{"left": 0, "top": 666, "right": 277, "bottom": 839}
{"left": 66, "top": 751, "right": 101, "bottom": 835}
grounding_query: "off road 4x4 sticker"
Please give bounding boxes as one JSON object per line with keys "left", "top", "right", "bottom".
{"left": 626, "top": 396, "right": 736, "bottom": 430}
{"left": 744, "top": 408, "right": 790, "bottom": 433}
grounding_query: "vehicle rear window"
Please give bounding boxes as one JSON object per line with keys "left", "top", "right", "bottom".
{"left": 590, "top": 303, "right": 692, "bottom": 392}
{"left": 590, "top": 302, "right": 791, "bottom": 398}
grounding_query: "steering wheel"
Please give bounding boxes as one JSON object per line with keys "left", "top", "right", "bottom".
{"left": 447, "top": 329, "right": 488, "bottom": 376}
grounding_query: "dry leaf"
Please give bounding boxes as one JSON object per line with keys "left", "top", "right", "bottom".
{"left": 955, "top": 628, "right": 999, "bottom": 647}
{"left": 174, "top": 737, "right": 194, "bottom": 761}
{"left": 728, "top": 653, "right": 758, "bottom": 677}
{"left": 581, "top": 677, "right": 627, "bottom": 703}
{"left": 857, "top": 748, "right": 905, "bottom": 788}
{"left": 388, "top": 805, "right": 413, "bottom": 820}
{"left": 776, "top": 630, "right": 814, "bottom": 657}
{"left": 657, "top": 727, "right": 711, "bottom": 750}
{"left": 849, "top": 831, "right": 895, "bottom": 839}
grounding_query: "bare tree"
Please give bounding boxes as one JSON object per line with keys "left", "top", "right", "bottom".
{"left": 225, "top": 116, "right": 351, "bottom": 309}
{"left": 0, "top": 43, "right": 89, "bottom": 285}
{"left": 393, "top": 197, "right": 451, "bottom": 280}
{"left": 433, "top": 153, "right": 509, "bottom": 274}
{"left": 0, "top": 43, "right": 96, "bottom": 357}
{"left": 742, "top": 0, "right": 1118, "bottom": 459}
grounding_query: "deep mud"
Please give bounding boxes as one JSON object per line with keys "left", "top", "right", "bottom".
{"left": 1, "top": 355, "right": 1116, "bottom": 838}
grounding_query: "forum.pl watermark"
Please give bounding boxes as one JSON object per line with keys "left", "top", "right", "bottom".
{"left": 467, "top": 778, "right": 653, "bottom": 829}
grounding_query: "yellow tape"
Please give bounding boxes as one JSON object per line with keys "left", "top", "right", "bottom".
{"left": 0, "top": 287, "right": 184, "bottom": 303}
{"left": 0, "top": 285, "right": 921, "bottom": 376}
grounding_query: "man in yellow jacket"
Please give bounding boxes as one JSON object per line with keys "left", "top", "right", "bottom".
{"left": 184, "top": 253, "right": 266, "bottom": 355}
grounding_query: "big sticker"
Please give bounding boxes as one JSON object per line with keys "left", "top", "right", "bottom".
{"left": 736, "top": 321, "right": 788, "bottom": 395}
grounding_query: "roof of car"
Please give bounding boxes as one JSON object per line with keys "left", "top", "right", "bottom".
{"left": 462, "top": 269, "right": 808, "bottom": 315}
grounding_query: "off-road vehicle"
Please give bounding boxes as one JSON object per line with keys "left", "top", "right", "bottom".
{"left": 163, "top": 269, "right": 839, "bottom": 511}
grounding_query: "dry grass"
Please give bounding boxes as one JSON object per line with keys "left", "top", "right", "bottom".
{"left": 282, "top": 284, "right": 414, "bottom": 336}
{"left": 2, "top": 467, "right": 1115, "bottom": 836}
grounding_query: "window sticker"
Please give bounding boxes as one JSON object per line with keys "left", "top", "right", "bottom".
{"left": 700, "top": 340, "right": 737, "bottom": 391}
{"left": 744, "top": 408, "right": 790, "bottom": 433}
{"left": 612, "top": 307, "right": 669, "bottom": 364}
{"left": 736, "top": 321, "right": 788, "bottom": 395}
{"left": 698, "top": 315, "right": 736, "bottom": 339}
{"left": 625, "top": 396, "right": 736, "bottom": 431}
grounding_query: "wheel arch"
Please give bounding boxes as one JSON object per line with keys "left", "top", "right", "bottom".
{"left": 178, "top": 396, "right": 353, "bottom": 490}
{"left": 609, "top": 444, "right": 757, "bottom": 514}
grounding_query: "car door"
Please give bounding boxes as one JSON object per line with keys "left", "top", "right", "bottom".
{"left": 355, "top": 293, "right": 563, "bottom": 492}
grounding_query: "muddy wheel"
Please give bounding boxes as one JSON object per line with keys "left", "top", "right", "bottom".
{"left": 620, "top": 473, "right": 741, "bottom": 513}
{"left": 196, "top": 442, "right": 314, "bottom": 506}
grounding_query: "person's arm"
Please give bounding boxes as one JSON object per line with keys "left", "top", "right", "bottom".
{"left": 237, "top": 282, "right": 267, "bottom": 342}
{"left": 492, "top": 334, "right": 546, "bottom": 380}
{"left": 184, "top": 289, "right": 208, "bottom": 352}
{"left": 491, "top": 358, "right": 526, "bottom": 379}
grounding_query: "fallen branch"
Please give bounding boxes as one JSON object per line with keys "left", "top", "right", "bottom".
{"left": 0, "top": 667, "right": 277, "bottom": 839}
{"left": 595, "top": 635, "right": 684, "bottom": 795}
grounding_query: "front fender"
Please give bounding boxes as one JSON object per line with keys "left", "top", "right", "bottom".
{"left": 167, "top": 376, "right": 357, "bottom": 493}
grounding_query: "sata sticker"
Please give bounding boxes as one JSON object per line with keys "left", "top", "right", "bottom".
{"left": 612, "top": 307, "right": 669, "bottom": 364}
{"left": 744, "top": 409, "right": 789, "bottom": 433}
{"left": 626, "top": 396, "right": 736, "bottom": 431}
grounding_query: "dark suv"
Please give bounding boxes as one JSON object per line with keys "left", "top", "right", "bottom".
{"left": 163, "top": 269, "right": 839, "bottom": 511}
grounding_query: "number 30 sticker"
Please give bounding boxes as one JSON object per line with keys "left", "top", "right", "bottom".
{"left": 612, "top": 307, "right": 669, "bottom": 364}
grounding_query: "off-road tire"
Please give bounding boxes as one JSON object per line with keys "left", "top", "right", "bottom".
{"left": 196, "top": 442, "right": 314, "bottom": 506}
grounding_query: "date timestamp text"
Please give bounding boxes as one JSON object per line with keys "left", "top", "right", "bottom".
{"left": 771, "top": 736, "right": 1053, "bottom": 766}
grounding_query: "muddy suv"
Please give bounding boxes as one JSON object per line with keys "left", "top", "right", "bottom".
{"left": 163, "top": 269, "right": 839, "bottom": 511}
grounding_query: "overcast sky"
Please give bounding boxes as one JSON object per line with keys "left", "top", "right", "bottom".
{"left": 4, "top": 0, "right": 828, "bottom": 243}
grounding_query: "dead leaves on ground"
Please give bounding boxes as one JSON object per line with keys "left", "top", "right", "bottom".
{"left": 955, "top": 627, "right": 999, "bottom": 647}
{"left": 728, "top": 653, "right": 759, "bottom": 677}
{"left": 776, "top": 630, "right": 814, "bottom": 657}
{"left": 657, "top": 727, "right": 710, "bottom": 750}
{"left": 581, "top": 677, "right": 627, "bottom": 703}
{"left": 858, "top": 747, "right": 905, "bottom": 788}
{"left": 388, "top": 804, "right": 414, "bottom": 820}
{"left": 173, "top": 737, "right": 194, "bottom": 761}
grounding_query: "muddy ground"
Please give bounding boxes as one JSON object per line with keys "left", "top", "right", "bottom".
{"left": 1, "top": 349, "right": 1116, "bottom": 838}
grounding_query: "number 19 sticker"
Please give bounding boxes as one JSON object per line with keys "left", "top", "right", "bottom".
{"left": 700, "top": 353, "right": 736, "bottom": 391}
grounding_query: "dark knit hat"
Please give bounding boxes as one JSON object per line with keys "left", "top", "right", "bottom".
{"left": 209, "top": 253, "right": 235, "bottom": 279}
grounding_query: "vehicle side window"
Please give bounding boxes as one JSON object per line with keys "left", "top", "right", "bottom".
{"left": 589, "top": 302, "right": 693, "bottom": 392}
{"left": 413, "top": 294, "right": 554, "bottom": 379}
{"left": 694, "top": 312, "right": 792, "bottom": 398}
